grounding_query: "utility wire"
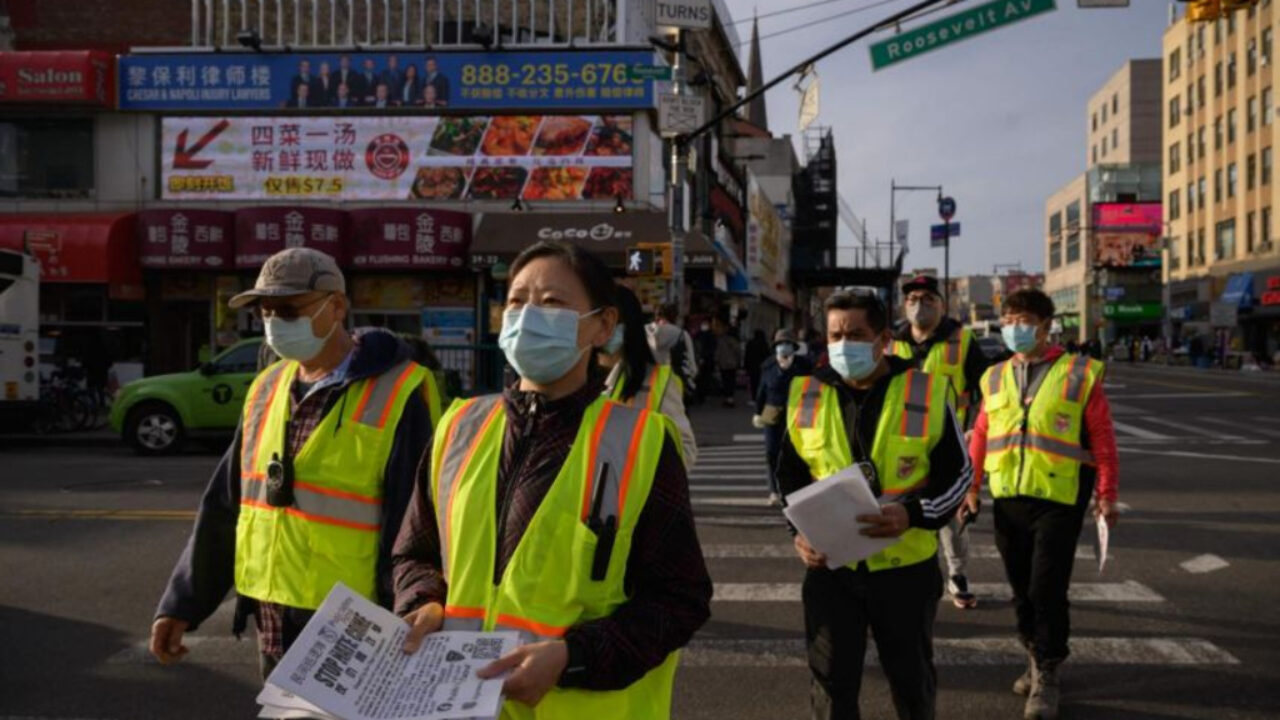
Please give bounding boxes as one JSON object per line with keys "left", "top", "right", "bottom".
{"left": 732, "top": 0, "right": 901, "bottom": 47}
{"left": 728, "top": 0, "right": 866, "bottom": 26}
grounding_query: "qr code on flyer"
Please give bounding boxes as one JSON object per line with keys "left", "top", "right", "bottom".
{"left": 471, "top": 638, "right": 504, "bottom": 660}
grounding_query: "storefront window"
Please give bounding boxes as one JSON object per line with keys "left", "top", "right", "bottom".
{"left": 0, "top": 118, "right": 94, "bottom": 199}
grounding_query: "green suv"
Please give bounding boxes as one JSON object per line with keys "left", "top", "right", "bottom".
{"left": 110, "top": 339, "right": 263, "bottom": 455}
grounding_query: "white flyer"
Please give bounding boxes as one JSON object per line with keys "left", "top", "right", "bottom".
{"left": 1095, "top": 516, "right": 1110, "bottom": 575}
{"left": 783, "top": 464, "right": 895, "bottom": 570}
{"left": 260, "top": 583, "right": 518, "bottom": 720}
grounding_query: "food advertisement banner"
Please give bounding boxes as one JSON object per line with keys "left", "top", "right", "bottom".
{"left": 161, "top": 115, "right": 634, "bottom": 201}
{"left": 120, "top": 50, "right": 655, "bottom": 111}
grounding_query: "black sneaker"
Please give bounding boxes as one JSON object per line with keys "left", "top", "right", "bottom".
{"left": 950, "top": 574, "right": 977, "bottom": 609}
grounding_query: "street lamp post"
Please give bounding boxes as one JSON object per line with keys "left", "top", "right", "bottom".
{"left": 888, "top": 180, "right": 943, "bottom": 311}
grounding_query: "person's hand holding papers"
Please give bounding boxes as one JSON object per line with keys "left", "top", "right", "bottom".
{"left": 401, "top": 601, "right": 444, "bottom": 654}
{"left": 794, "top": 533, "right": 828, "bottom": 568}
{"left": 856, "top": 502, "right": 909, "bottom": 538}
{"left": 477, "top": 639, "right": 568, "bottom": 707}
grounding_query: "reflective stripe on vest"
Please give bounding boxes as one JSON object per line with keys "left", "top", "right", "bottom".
{"left": 348, "top": 360, "right": 423, "bottom": 428}
{"left": 900, "top": 369, "right": 932, "bottom": 438}
{"left": 433, "top": 395, "right": 504, "bottom": 582}
{"left": 791, "top": 376, "right": 823, "bottom": 429}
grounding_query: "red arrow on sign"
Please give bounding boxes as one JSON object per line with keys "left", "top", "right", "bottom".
{"left": 173, "top": 119, "right": 230, "bottom": 170}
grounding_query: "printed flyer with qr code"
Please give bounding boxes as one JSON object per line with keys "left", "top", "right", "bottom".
{"left": 258, "top": 583, "right": 518, "bottom": 720}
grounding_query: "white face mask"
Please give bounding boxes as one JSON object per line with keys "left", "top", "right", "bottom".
{"left": 264, "top": 295, "right": 335, "bottom": 362}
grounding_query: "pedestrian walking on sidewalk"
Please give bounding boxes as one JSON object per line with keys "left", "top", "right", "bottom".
{"left": 601, "top": 284, "right": 697, "bottom": 465}
{"left": 647, "top": 302, "right": 698, "bottom": 401}
{"left": 887, "top": 274, "right": 990, "bottom": 609}
{"left": 715, "top": 319, "right": 742, "bottom": 408}
{"left": 776, "top": 292, "right": 973, "bottom": 720}
{"left": 753, "top": 329, "right": 812, "bottom": 506}
{"left": 149, "top": 248, "right": 442, "bottom": 682}
{"left": 967, "top": 288, "right": 1120, "bottom": 720}
{"left": 392, "top": 241, "right": 711, "bottom": 718}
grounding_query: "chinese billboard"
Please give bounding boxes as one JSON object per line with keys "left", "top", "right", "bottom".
{"left": 120, "top": 50, "right": 655, "bottom": 111}
{"left": 137, "top": 209, "right": 235, "bottom": 269}
{"left": 1092, "top": 202, "right": 1163, "bottom": 268}
{"left": 161, "top": 115, "right": 634, "bottom": 201}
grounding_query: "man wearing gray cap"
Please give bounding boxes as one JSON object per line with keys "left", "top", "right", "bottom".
{"left": 149, "top": 248, "right": 443, "bottom": 681}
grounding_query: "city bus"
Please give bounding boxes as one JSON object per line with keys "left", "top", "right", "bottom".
{"left": 0, "top": 249, "right": 40, "bottom": 416}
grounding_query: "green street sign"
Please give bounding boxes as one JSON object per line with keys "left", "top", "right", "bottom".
{"left": 1103, "top": 302, "right": 1163, "bottom": 320}
{"left": 870, "top": 0, "right": 1057, "bottom": 71}
{"left": 628, "top": 65, "right": 673, "bottom": 81}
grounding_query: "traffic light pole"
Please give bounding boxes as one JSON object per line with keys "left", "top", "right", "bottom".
{"left": 668, "top": 27, "right": 687, "bottom": 307}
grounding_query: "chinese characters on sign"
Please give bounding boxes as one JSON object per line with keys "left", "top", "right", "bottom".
{"left": 233, "top": 207, "right": 347, "bottom": 268}
{"left": 348, "top": 208, "right": 472, "bottom": 269}
{"left": 137, "top": 209, "right": 235, "bottom": 268}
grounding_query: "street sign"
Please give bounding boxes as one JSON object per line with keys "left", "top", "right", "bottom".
{"left": 894, "top": 220, "right": 910, "bottom": 250}
{"left": 628, "top": 64, "right": 673, "bottom": 81}
{"left": 1077, "top": 0, "right": 1128, "bottom": 6}
{"left": 930, "top": 222, "right": 960, "bottom": 241}
{"left": 869, "top": 0, "right": 1058, "bottom": 71}
{"left": 1209, "top": 301, "right": 1239, "bottom": 328}
{"left": 938, "top": 196, "right": 957, "bottom": 221}
{"left": 655, "top": 0, "right": 713, "bottom": 29}
{"left": 659, "top": 92, "right": 705, "bottom": 137}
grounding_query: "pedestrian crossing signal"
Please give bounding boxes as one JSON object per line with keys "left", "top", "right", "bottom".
{"left": 627, "top": 247, "right": 656, "bottom": 276}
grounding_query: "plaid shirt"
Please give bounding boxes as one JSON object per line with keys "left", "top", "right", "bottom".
{"left": 252, "top": 379, "right": 344, "bottom": 660}
{"left": 392, "top": 377, "right": 712, "bottom": 690}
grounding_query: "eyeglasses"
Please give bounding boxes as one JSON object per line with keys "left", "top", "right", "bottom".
{"left": 257, "top": 294, "right": 331, "bottom": 321}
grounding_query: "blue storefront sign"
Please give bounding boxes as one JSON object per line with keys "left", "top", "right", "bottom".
{"left": 119, "top": 50, "right": 656, "bottom": 111}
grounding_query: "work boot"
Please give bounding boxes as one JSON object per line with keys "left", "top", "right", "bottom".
{"left": 1012, "top": 641, "right": 1035, "bottom": 695}
{"left": 1024, "top": 657, "right": 1062, "bottom": 720}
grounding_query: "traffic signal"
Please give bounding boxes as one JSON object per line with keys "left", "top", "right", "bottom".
{"left": 626, "top": 247, "right": 656, "bottom": 276}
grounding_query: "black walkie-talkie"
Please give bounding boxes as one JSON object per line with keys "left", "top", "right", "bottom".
{"left": 588, "top": 462, "right": 617, "bottom": 582}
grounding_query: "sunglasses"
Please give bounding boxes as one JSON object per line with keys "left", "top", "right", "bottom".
{"left": 257, "top": 294, "right": 331, "bottom": 321}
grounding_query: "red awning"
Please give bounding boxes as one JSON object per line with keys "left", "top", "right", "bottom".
{"left": 0, "top": 213, "right": 141, "bottom": 289}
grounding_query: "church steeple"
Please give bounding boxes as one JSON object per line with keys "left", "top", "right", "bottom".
{"left": 746, "top": 16, "right": 768, "bottom": 131}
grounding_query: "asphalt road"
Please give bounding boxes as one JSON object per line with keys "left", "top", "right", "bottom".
{"left": 1, "top": 363, "right": 1278, "bottom": 719}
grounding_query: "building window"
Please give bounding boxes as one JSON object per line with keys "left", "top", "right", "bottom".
{"left": 1228, "top": 52, "right": 1237, "bottom": 89}
{"left": 1198, "top": 128, "right": 1206, "bottom": 159}
{"left": 1102, "top": 137, "right": 1108, "bottom": 157}
{"left": 1092, "top": 112, "right": 1097, "bottom": 132}
{"left": 1215, "top": 61, "right": 1223, "bottom": 96}
{"left": 1215, "top": 169, "right": 1223, "bottom": 202}
{"left": 1198, "top": 228, "right": 1207, "bottom": 265}
{"left": 1199, "top": 177, "right": 1207, "bottom": 209}
{"left": 1187, "top": 234, "right": 1196, "bottom": 266}
{"left": 1216, "top": 219, "right": 1237, "bottom": 260}
{"left": 1215, "top": 115, "right": 1223, "bottom": 149}
{"left": 1066, "top": 201, "right": 1081, "bottom": 229}
{"left": 1249, "top": 153, "right": 1257, "bottom": 190}
{"left": 1066, "top": 232, "right": 1081, "bottom": 264}
{"left": 1170, "top": 48, "right": 1182, "bottom": 82}
{"left": 1264, "top": 147, "right": 1273, "bottom": 185}
{"left": 0, "top": 119, "right": 95, "bottom": 199}
{"left": 1092, "top": 145, "right": 1098, "bottom": 164}
{"left": 1264, "top": 27, "right": 1273, "bottom": 66}
{"left": 1264, "top": 206, "right": 1273, "bottom": 250}
{"left": 1249, "top": 40, "right": 1258, "bottom": 76}
{"left": 1049, "top": 239, "right": 1062, "bottom": 270}
{"left": 1265, "top": 87, "right": 1274, "bottom": 126}
{"left": 1170, "top": 189, "right": 1182, "bottom": 220}
{"left": 1102, "top": 103, "right": 1108, "bottom": 123}
{"left": 1249, "top": 96, "right": 1258, "bottom": 132}
{"left": 1112, "top": 127, "right": 1119, "bottom": 151}
{"left": 1248, "top": 210, "right": 1256, "bottom": 253}
{"left": 1188, "top": 181, "right": 1197, "bottom": 212}
{"left": 1170, "top": 142, "right": 1181, "bottom": 174}
{"left": 1169, "top": 235, "right": 1181, "bottom": 270}
{"left": 1049, "top": 211, "right": 1062, "bottom": 239}
{"left": 1198, "top": 75, "right": 1206, "bottom": 108}
{"left": 1188, "top": 133, "right": 1196, "bottom": 165}
{"left": 1112, "top": 93, "right": 1118, "bottom": 115}
{"left": 1228, "top": 108, "right": 1237, "bottom": 143}
{"left": 1228, "top": 163, "right": 1238, "bottom": 198}
{"left": 1169, "top": 96, "right": 1180, "bottom": 128}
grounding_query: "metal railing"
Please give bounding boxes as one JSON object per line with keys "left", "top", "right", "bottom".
{"left": 433, "top": 343, "right": 506, "bottom": 396}
{"left": 183, "top": 0, "right": 639, "bottom": 50}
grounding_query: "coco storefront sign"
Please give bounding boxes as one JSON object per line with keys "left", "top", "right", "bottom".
{"left": 160, "top": 115, "right": 633, "bottom": 201}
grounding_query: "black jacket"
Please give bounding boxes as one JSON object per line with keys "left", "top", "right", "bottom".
{"left": 775, "top": 357, "right": 973, "bottom": 533}
{"left": 155, "top": 329, "right": 435, "bottom": 631}
{"left": 755, "top": 354, "right": 813, "bottom": 415}
{"left": 893, "top": 317, "right": 990, "bottom": 416}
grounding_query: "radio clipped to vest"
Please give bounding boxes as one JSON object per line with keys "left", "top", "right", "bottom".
{"left": 265, "top": 452, "right": 294, "bottom": 507}
{"left": 588, "top": 461, "right": 618, "bottom": 582}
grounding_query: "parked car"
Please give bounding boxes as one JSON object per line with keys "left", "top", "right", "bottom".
{"left": 109, "top": 339, "right": 262, "bottom": 455}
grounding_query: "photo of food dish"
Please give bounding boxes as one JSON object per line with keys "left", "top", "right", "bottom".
{"left": 429, "top": 117, "right": 488, "bottom": 156}
{"left": 481, "top": 116, "right": 541, "bottom": 156}
{"left": 467, "top": 166, "right": 529, "bottom": 199}
{"left": 581, "top": 168, "right": 633, "bottom": 200}
{"left": 584, "top": 116, "right": 633, "bottom": 157}
{"left": 410, "top": 166, "right": 472, "bottom": 200}
{"left": 532, "top": 116, "right": 593, "bottom": 156}
{"left": 524, "top": 166, "right": 589, "bottom": 201}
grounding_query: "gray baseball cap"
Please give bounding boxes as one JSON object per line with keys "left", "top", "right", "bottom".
{"left": 228, "top": 247, "right": 346, "bottom": 309}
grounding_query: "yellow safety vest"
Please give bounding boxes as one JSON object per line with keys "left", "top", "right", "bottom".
{"left": 235, "top": 358, "right": 429, "bottom": 609}
{"left": 432, "top": 395, "right": 677, "bottom": 720}
{"left": 889, "top": 325, "right": 974, "bottom": 425}
{"left": 608, "top": 364, "right": 687, "bottom": 463}
{"left": 980, "top": 353, "right": 1103, "bottom": 506}
{"left": 787, "top": 370, "right": 949, "bottom": 572}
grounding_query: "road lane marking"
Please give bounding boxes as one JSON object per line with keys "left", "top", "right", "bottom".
{"left": 712, "top": 581, "right": 1161, "bottom": 603}
{"left": 680, "top": 637, "right": 1239, "bottom": 667}
{"left": 1111, "top": 420, "right": 1173, "bottom": 440}
{"left": 700, "top": 543, "right": 1094, "bottom": 560}
{"left": 1107, "top": 392, "right": 1249, "bottom": 399}
{"left": 731, "top": 434, "right": 765, "bottom": 443}
{"left": 1180, "top": 554, "right": 1231, "bottom": 574}
{"left": 1, "top": 509, "right": 196, "bottom": 521}
{"left": 1199, "top": 417, "right": 1280, "bottom": 439}
{"left": 1141, "top": 416, "right": 1244, "bottom": 440}
{"left": 1119, "top": 448, "right": 1280, "bottom": 464}
{"left": 696, "top": 515, "right": 787, "bottom": 526}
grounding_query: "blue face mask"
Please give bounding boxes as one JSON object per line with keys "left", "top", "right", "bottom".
{"left": 828, "top": 340, "right": 879, "bottom": 381}
{"left": 499, "top": 304, "right": 599, "bottom": 384}
{"left": 603, "top": 324, "right": 625, "bottom": 355}
{"left": 264, "top": 295, "right": 334, "bottom": 362}
{"left": 1002, "top": 323, "right": 1040, "bottom": 354}
{"left": 775, "top": 343, "right": 796, "bottom": 360}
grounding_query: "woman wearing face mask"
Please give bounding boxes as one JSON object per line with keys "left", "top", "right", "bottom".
{"left": 391, "top": 241, "right": 712, "bottom": 719}
{"left": 599, "top": 284, "right": 697, "bottom": 466}
{"left": 752, "top": 329, "right": 813, "bottom": 506}
{"left": 773, "top": 291, "right": 973, "bottom": 720}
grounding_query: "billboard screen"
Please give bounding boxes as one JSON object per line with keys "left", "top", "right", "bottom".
{"left": 1092, "top": 202, "right": 1162, "bottom": 232}
{"left": 121, "top": 50, "right": 655, "bottom": 111}
{"left": 1092, "top": 202, "right": 1162, "bottom": 268}
{"left": 160, "top": 115, "right": 633, "bottom": 201}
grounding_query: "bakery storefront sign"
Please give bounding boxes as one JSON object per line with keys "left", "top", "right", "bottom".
{"left": 473, "top": 211, "right": 672, "bottom": 267}
{"left": 348, "top": 208, "right": 472, "bottom": 269}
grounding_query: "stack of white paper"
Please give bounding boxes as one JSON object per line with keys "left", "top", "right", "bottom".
{"left": 782, "top": 465, "right": 895, "bottom": 570}
{"left": 257, "top": 583, "right": 518, "bottom": 720}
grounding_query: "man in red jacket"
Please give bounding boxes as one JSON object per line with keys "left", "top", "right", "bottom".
{"left": 966, "top": 289, "right": 1119, "bottom": 720}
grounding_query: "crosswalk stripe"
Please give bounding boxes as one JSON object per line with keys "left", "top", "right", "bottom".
{"left": 1111, "top": 420, "right": 1173, "bottom": 441}
{"left": 1200, "top": 417, "right": 1280, "bottom": 439}
{"left": 690, "top": 474, "right": 768, "bottom": 481}
{"left": 1180, "top": 553, "right": 1230, "bottom": 574}
{"left": 680, "top": 637, "right": 1239, "bottom": 667}
{"left": 731, "top": 434, "right": 765, "bottom": 443}
{"left": 689, "top": 485, "right": 769, "bottom": 493}
{"left": 693, "top": 464, "right": 768, "bottom": 471}
{"left": 1141, "top": 416, "right": 1244, "bottom": 440}
{"left": 712, "top": 581, "right": 1162, "bottom": 603}
{"left": 700, "top": 543, "right": 1095, "bottom": 560}
{"left": 692, "top": 497, "right": 773, "bottom": 508}
{"left": 696, "top": 515, "right": 787, "bottom": 526}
